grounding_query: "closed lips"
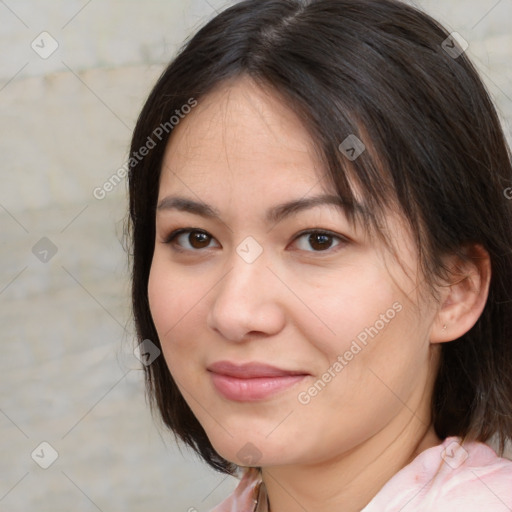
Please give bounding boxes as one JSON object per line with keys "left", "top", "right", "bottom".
{"left": 207, "top": 361, "right": 310, "bottom": 378}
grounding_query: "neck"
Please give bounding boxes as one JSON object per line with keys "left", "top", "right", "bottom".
{"left": 261, "top": 422, "right": 441, "bottom": 512}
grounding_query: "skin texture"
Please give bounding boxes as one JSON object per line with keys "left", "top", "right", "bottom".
{"left": 148, "top": 77, "right": 491, "bottom": 512}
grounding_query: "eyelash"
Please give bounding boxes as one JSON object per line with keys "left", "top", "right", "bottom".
{"left": 162, "top": 228, "right": 350, "bottom": 254}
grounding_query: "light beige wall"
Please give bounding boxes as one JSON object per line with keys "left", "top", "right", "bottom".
{"left": 1, "top": 1, "right": 510, "bottom": 511}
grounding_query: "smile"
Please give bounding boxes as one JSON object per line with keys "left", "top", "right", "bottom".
{"left": 207, "top": 361, "right": 310, "bottom": 401}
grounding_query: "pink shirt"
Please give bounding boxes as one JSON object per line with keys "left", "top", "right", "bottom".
{"left": 209, "top": 436, "right": 512, "bottom": 511}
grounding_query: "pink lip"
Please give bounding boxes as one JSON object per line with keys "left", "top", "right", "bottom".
{"left": 207, "top": 361, "right": 309, "bottom": 401}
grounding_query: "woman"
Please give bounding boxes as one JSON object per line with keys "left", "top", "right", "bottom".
{"left": 126, "top": 0, "right": 512, "bottom": 509}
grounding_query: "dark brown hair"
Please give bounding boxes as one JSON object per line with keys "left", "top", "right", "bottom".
{"left": 126, "top": 0, "right": 512, "bottom": 474}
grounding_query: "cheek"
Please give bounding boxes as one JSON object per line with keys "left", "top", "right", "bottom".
{"left": 147, "top": 259, "right": 207, "bottom": 370}
{"left": 147, "top": 260, "right": 178, "bottom": 335}
{"left": 291, "top": 262, "right": 399, "bottom": 358}
{"left": 290, "top": 262, "right": 427, "bottom": 412}
{"left": 313, "top": 290, "right": 430, "bottom": 422}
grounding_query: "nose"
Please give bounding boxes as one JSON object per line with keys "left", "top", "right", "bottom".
{"left": 207, "top": 252, "right": 286, "bottom": 342}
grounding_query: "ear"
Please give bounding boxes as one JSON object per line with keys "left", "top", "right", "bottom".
{"left": 430, "top": 244, "right": 491, "bottom": 343}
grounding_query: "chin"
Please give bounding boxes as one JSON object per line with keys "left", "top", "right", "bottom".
{"left": 206, "top": 431, "right": 297, "bottom": 468}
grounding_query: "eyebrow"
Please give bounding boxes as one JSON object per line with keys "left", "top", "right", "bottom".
{"left": 156, "top": 194, "right": 364, "bottom": 225}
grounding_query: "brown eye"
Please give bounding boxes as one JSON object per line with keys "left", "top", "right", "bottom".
{"left": 308, "top": 233, "right": 333, "bottom": 251}
{"left": 292, "top": 230, "right": 346, "bottom": 253}
{"left": 188, "top": 231, "right": 211, "bottom": 249}
{"left": 165, "top": 229, "right": 219, "bottom": 251}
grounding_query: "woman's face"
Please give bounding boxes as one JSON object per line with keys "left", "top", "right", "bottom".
{"left": 148, "top": 77, "right": 441, "bottom": 467}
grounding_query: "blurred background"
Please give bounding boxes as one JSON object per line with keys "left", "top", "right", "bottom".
{"left": 1, "top": 1, "right": 511, "bottom": 510}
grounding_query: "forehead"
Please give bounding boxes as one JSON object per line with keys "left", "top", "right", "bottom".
{"left": 159, "top": 77, "right": 329, "bottom": 194}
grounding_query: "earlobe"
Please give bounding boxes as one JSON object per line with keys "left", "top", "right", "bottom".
{"left": 430, "top": 244, "right": 491, "bottom": 344}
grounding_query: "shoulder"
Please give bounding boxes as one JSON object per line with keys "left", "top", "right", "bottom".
{"left": 432, "top": 438, "right": 512, "bottom": 509}
{"left": 208, "top": 467, "right": 262, "bottom": 512}
{"left": 364, "top": 436, "right": 512, "bottom": 511}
